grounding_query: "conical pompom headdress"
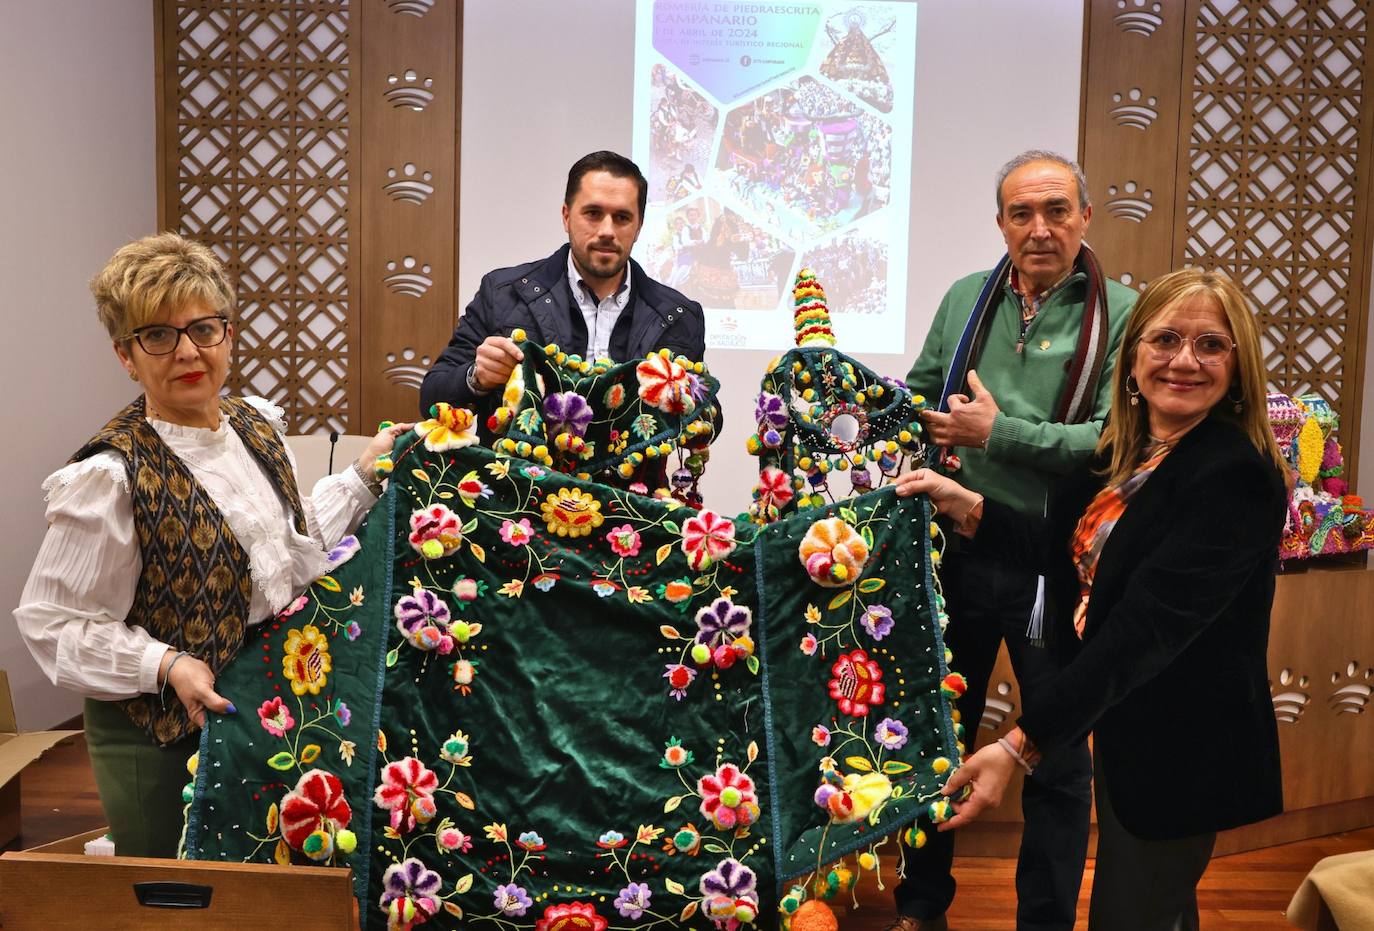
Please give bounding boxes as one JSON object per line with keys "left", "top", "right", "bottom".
{"left": 792, "top": 267, "right": 836, "bottom": 347}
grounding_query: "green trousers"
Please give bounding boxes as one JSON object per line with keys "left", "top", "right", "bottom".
{"left": 83, "top": 699, "right": 197, "bottom": 858}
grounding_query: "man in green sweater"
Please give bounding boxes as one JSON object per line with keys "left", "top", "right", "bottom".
{"left": 887, "top": 151, "right": 1136, "bottom": 931}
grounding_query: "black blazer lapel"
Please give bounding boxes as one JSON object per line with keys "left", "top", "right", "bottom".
{"left": 513, "top": 246, "right": 575, "bottom": 350}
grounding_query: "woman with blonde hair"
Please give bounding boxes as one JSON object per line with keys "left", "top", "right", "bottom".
{"left": 896, "top": 268, "right": 1287, "bottom": 929}
{"left": 15, "top": 232, "right": 409, "bottom": 857}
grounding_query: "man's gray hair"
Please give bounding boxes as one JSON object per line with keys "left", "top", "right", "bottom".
{"left": 995, "top": 150, "right": 1090, "bottom": 212}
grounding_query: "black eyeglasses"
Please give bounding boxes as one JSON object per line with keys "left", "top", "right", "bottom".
{"left": 128, "top": 316, "right": 229, "bottom": 355}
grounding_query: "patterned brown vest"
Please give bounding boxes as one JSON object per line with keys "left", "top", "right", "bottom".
{"left": 72, "top": 396, "right": 306, "bottom": 746}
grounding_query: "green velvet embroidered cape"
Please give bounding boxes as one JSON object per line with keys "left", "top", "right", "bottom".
{"left": 185, "top": 350, "right": 957, "bottom": 931}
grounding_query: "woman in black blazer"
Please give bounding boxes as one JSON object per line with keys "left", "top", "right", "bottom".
{"left": 897, "top": 268, "right": 1289, "bottom": 930}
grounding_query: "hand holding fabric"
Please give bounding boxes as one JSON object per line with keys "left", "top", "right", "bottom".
{"left": 472, "top": 336, "right": 525, "bottom": 391}
{"left": 937, "top": 740, "right": 1017, "bottom": 831}
{"left": 161, "top": 650, "right": 233, "bottom": 729}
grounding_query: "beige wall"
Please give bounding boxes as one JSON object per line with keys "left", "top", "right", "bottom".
{"left": 0, "top": 1, "right": 156, "bottom": 728}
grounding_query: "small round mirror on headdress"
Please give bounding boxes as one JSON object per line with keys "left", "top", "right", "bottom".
{"left": 824, "top": 410, "right": 865, "bottom": 451}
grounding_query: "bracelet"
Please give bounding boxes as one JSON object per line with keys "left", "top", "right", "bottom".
{"left": 996, "top": 735, "right": 1035, "bottom": 775}
{"left": 353, "top": 459, "right": 384, "bottom": 496}
{"left": 160, "top": 651, "right": 190, "bottom": 708}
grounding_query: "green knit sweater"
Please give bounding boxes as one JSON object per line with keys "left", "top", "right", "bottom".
{"left": 905, "top": 269, "right": 1136, "bottom": 513}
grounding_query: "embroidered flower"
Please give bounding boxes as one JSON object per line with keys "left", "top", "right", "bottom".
{"left": 516, "top": 830, "right": 546, "bottom": 851}
{"left": 627, "top": 585, "right": 652, "bottom": 604}
{"left": 457, "top": 472, "right": 493, "bottom": 504}
{"left": 437, "top": 825, "right": 472, "bottom": 853}
{"left": 534, "top": 902, "right": 608, "bottom": 931}
{"left": 657, "top": 577, "right": 695, "bottom": 609}
{"left": 597, "top": 830, "right": 627, "bottom": 849}
{"left": 799, "top": 516, "right": 871, "bottom": 587}
{"left": 754, "top": 466, "right": 795, "bottom": 509}
{"left": 860, "top": 604, "right": 895, "bottom": 641}
{"left": 349, "top": 586, "right": 365, "bottom": 606}
{"left": 282, "top": 625, "right": 332, "bottom": 696}
{"left": 374, "top": 757, "right": 439, "bottom": 834}
{"left": 697, "top": 763, "right": 760, "bottom": 831}
{"left": 812, "top": 725, "right": 831, "bottom": 747}
{"left": 258, "top": 697, "right": 295, "bottom": 737}
{"left": 606, "top": 524, "right": 642, "bottom": 557}
{"left": 665, "top": 822, "right": 702, "bottom": 856}
{"left": 339, "top": 739, "right": 356, "bottom": 765}
{"left": 279, "top": 594, "right": 309, "bottom": 618}
{"left": 700, "top": 857, "right": 758, "bottom": 922}
{"left": 614, "top": 882, "right": 652, "bottom": 920}
{"left": 636, "top": 353, "right": 696, "bottom": 415}
{"left": 379, "top": 858, "right": 442, "bottom": 929}
{"left": 531, "top": 573, "right": 559, "bottom": 592}
{"left": 800, "top": 633, "right": 819, "bottom": 656}
{"left": 494, "top": 883, "right": 533, "bottom": 918}
{"left": 663, "top": 663, "right": 697, "bottom": 700}
{"left": 874, "top": 717, "right": 909, "bottom": 750}
{"left": 591, "top": 579, "right": 620, "bottom": 598}
{"left": 440, "top": 730, "right": 471, "bottom": 766}
{"left": 694, "top": 597, "right": 753, "bottom": 660}
{"left": 279, "top": 769, "right": 351, "bottom": 853}
{"left": 500, "top": 517, "right": 535, "bottom": 546}
{"left": 502, "top": 365, "right": 526, "bottom": 407}
{"left": 334, "top": 701, "right": 351, "bottom": 727}
{"left": 394, "top": 587, "right": 455, "bottom": 654}
{"left": 452, "top": 577, "right": 485, "bottom": 601}
{"left": 520, "top": 464, "right": 549, "bottom": 480}
{"left": 828, "top": 649, "right": 887, "bottom": 717}
{"left": 408, "top": 504, "right": 463, "bottom": 560}
{"left": 498, "top": 579, "right": 524, "bottom": 598}
{"left": 539, "top": 487, "right": 605, "bottom": 537}
{"left": 754, "top": 392, "right": 788, "bottom": 431}
{"left": 543, "top": 392, "right": 594, "bottom": 437}
{"left": 660, "top": 737, "right": 695, "bottom": 768}
{"left": 325, "top": 534, "right": 361, "bottom": 570}
{"left": 681, "top": 510, "right": 737, "bottom": 570}
{"left": 452, "top": 659, "right": 478, "bottom": 695}
{"left": 603, "top": 383, "right": 626, "bottom": 409}
{"left": 417, "top": 402, "right": 479, "bottom": 452}
{"left": 631, "top": 412, "right": 659, "bottom": 440}
{"left": 805, "top": 603, "right": 822, "bottom": 624}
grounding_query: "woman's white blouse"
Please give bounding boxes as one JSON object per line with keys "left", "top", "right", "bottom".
{"left": 14, "top": 397, "right": 377, "bottom": 701}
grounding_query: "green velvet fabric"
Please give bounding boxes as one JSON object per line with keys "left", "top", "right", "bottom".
{"left": 185, "top": 355, "right": 956, "bottom": 930}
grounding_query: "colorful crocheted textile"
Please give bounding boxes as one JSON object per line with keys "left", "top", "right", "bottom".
{"left": 1268, "top": 392, "right": 1374, "bottom": 560}
{"left": 183, "top": 343, "right": 960, "bottom": 930}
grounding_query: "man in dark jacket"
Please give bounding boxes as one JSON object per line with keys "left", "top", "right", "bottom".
{"left": 421, "top": 151, "right": 707, "bottom": 419}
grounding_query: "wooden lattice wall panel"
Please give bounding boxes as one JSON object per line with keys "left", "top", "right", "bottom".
{"left": 156, "top": 1, "right": 461, "bottom": 434}
{"left": 157, "top": 0, "right": 358, "bottom": 434}
{"left": 1082, "top": 0, "right": 1374, "bottom": 476}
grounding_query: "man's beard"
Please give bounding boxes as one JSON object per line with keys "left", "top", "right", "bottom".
{"left": 579, "top": 246, "right": 628, "bottom": 281}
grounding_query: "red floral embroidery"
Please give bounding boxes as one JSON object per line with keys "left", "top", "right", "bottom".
{"left": 534, "top": 901, "right": 608, "bottom": 931}
{"left": 374, "top": 757, "right": 440, "bottom": 833}
{"left": 280, "top": 769, "right": 351, "bottom": 850}
{"left": 828, "top": 649, "right": 887, "bottom": 717}
{"left": 697, "top": 763, "right": 760, "bottom": 830}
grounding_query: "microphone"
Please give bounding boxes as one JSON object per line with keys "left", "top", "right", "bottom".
{"left": 328, "top": 431, "right": 339, "bottom": 474}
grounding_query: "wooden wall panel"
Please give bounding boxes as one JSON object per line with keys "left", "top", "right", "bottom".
{"left": 1082, "top": 0, "right": 1374, "bottom": 480}
{"left": 155, "top": 0, "right": 462, "bottom": 435}
{"left": 1080, "top": 0, "right": 1188, "bottom": 292}
{"left": 356, "top": 0, "right": 461, "bottom": 429}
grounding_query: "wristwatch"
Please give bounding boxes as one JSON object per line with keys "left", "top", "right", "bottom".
{"left": 465, "top": 362, "right": 492, "bottom": 396}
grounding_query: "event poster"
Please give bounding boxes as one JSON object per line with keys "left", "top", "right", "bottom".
{"left": 633, "top": 1, "right": 916, "bottom": 353}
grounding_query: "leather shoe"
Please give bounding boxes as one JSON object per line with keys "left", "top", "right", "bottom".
{"left": 882, "top": 917, "right": 948, "bottom": 931}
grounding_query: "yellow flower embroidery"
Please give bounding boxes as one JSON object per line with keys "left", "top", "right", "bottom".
{"left": 539, "top": 487, "right": 605, "bottom": 538}
{"left": 417, "top": 403, "right": 479, "bottom": 452}
{"left": 282, "top": 624, "right": 332, "bottom": 696}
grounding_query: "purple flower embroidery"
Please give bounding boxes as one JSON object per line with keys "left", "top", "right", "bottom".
{"left": 860, "top": 604, "right": 895, "bottom": 641}
{"left": 875, "top": 717, "right": 909, "bottom": 750}
{"left": 393, "top": 587, "right": 454, "bottom": 653}
{"left": 379, "top": 858, "right": 441, "bottom": 916}
{"left": 700, "top": 857, "right": 758, "bottom": 917}
{"left": 754, "top": 392, "right": 787, "bottom": 431}
{"left": 494, "top": 883, "right": 533, "bottom": 917}
{"left": 334, "top": 701, "right": 351, "bottom": 726}
{"left": 325, "top": 535, "right": 360, "bottom": 570}
{"left": 694, "top": 597, "right": 752, "bottom": 649}
{"left": 614, "top": 882, "right": 652, "bottom": 919}
{"left": 543, "top": 392, "right": 593, "bottom": 437}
